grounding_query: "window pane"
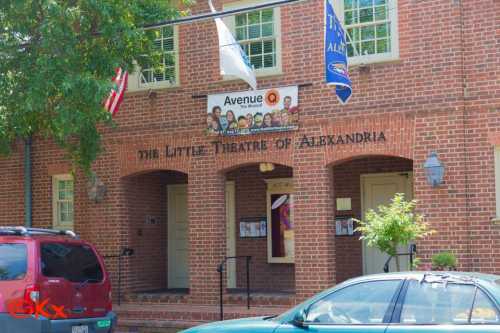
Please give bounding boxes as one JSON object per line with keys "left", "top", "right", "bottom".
{"left": 375, "top": 5, "right": 387, "bottom": 20}
{"left": 250, "top": 55, "right": 263, "bottom": 69}
{"left": 0, "top": 244, "right": 27, "bottom": 280}
{"left": 162, "top": 26, "right": 173, "bottom": 38}
{"left": 262, "top": 23, "right": 273, "bottom": 37}
{"left": 376, "top": 39, "right": 389, "bottom": 53}
{"left": 471, "top": 290, "right": 500, "bottom": 324}
{"left": 344, "top": 0, "right": 356, "bottom": 10}
{"left": 235, "top": 14, "right": 247, "bottom": 27}
{"left": 306, "top": 280, "right": 401, "bottom": 324}
{"left": 401, "top": 281, "right": 475, "bottom": 324}
{"left": 248, "top": 25, "right": 261, "bottom": 39}
{"left": 248, "top": 11, "right": 260, "bottom": 24}
{"left": 359, "top": 7, "right": 373, "bottom": 23}
{"left": 250, "top": 42, "right": 262, "bottom": 55}
{"left": 374, "top": 0, "right": 386, "bottom": 4}
{"left": 376, "top": 23, "right": 389, "bottom": 38}
{"left": 361, "top": 40, "right": 375, "bottom": 55}
{"left": 361, "top": 25, "right": 375, "bottom": 40}
{"left": 163, "top": 38, "right": 174, "bottom": 52}
{"left": 263, "top": 40, "right": 275, "bottom": 53}
{"left": 261, "top": 9, "right": 273, "bottom": 22}
{"left": 359, "top": 0, "right": 372, "bottom": 7}
{"left": 236, "top": 27, "right": 247, "bottom": 40}
{"left": 264, "top": 53, "right": 275, "bottom": 68}
{"left": 41, "top": 243, "right": 104, "bottom": 283}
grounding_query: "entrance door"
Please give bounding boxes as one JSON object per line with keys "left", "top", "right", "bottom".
{"left": 361, "top": 172, "right": 413, "bottom": 275}
{"left": 168, "top": 184, "right": 189, "bottom": 288}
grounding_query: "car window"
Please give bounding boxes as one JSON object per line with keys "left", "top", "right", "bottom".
{"left": 41, "top": 242, "right": 103, "bottom": 283}
{"left": 0, "top": 244, "right": 27, "bottom": 280}
{"left": 400, "top": 280, "right": 475, "bottom": 324}
{"left": 471, "top": 289, "right": 500, "bottom": 324}
{"left": 306, "top": 280, "right": 401, "bottom": 325}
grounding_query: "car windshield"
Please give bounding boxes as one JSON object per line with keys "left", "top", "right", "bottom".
{"left": 0, "top": 243, "right": 27, "bottom": 280}
{"left": 41, "top": 242, "right": 104, "bottom": 283}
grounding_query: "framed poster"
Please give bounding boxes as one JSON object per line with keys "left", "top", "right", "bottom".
{"left": 335, "top": 216, "right": 355, "bottom": 236}
{"left": 239, "top": 218, "right": 267, "bottom": 238}
{"left": 207, "top": 86, "right": 299, "bottom": 136}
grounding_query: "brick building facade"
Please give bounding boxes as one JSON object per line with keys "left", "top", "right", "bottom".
{"left": 0, "top": 0, "right": 499, "bottom": 327}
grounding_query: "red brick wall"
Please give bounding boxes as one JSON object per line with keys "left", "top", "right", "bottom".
{"left": 333, "top": 156, "right": 413, "bottom": 283}
{"left": 0, "top": 0, "right": 498, "bottom": 307}
{"left": 226, "top": 164, "right": 294, "bottom": 292}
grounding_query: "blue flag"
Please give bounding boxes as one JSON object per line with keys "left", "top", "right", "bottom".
{"left": 325, "top": 0, "right": 352, "bottom": 104}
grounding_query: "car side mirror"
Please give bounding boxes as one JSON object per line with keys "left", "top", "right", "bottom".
{"left": 292, "top": 309, "right": 309, "bottom": 328}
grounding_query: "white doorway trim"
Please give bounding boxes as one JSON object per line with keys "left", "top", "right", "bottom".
{"left": 167, "top": 184, "right": 189, "bottom": 289}
{"left": 360, "top": 172, "right": 413, "bottom": 275}
{"left": 225, "top": 181, "right": 237, "bottom": 288}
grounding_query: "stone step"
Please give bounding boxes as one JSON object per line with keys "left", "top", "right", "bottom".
{"left": 115, "top": 302, "right": 288, "bottom": 332}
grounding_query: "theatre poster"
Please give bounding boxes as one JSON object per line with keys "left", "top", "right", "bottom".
{"left": 207, "top": 86, "right": 299, "bottom": 136}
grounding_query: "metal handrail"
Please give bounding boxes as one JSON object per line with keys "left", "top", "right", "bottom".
{"left": 383, "top": 244, "right": 417, "bottom": 273}
{"left": 104, "top": 247, "right": 134, "bottom": 306}
{"left": 217, "top": 256, "right": 252, "bottom": 321}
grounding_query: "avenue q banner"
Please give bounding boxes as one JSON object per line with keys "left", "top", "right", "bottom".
{"left": 207, "top": 86, "right": 299, "bottom": 136}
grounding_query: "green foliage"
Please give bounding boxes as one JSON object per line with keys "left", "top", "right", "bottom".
{"left": 355, "top": 193, "right": 435, "bottom": 271}
{"left": 0, "top": 0, "right": 192, "bottom": 172}
{"left": 432, "top": 251, "right": 457, "bottom": 270}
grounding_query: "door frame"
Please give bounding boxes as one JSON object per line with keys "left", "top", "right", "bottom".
{"left": 167, "top": 184, "right": 189, "bottom": 289}
{"left": 225, "top": 181, "right": 236, "bottom": 288}
{"left": 360, "top": 172, "right": 413, "bottom": 275}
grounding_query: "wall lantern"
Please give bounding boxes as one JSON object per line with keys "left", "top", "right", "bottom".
{"left": 424, "top": 152, "right": 445, "bottom": 187}
{"left": 87, "top": 172, "right": 107, "bottom": 203}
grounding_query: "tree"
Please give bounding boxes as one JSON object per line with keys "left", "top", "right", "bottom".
{"left": 355, "top": 193, "right": 434, "bottom": 271}
{"left": 0, "top": 1, "right": 191, "bottom": 172}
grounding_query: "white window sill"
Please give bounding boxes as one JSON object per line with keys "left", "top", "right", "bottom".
{"left": 491, "top": 217, "right": 500, "bottom": 225}
{"left": 128, "top": 81, "right": 180, "bottom": 92}
{"left": 348, "top": 53, "right": 400, "bottom": 67}
{"left": 268, "top": 257, "right": 294, "bottom": 264}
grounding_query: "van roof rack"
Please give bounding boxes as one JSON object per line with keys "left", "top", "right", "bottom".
{"left": 0, "top": 226, "right": 77, "bottom": 239}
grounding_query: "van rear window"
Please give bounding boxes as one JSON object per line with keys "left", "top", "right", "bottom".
{"left": 0, "top": 244, "right": 27, "bottom": 280}
{"left": 41, "top": 243, "right": 103, "bottom": 283}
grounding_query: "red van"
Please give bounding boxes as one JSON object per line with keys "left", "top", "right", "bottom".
{"left": 0, "top": 227, "right": 116, "bottom": 333}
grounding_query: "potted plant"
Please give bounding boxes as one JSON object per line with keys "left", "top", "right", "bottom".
{"left": 432, "top": 251, "right": 457, "bottom": 271}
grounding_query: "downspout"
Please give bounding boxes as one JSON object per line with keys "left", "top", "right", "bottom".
{"left": 24, "top": 136, "right": 32, "bottom": 227}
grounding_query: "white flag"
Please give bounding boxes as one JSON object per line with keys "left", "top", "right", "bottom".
{"left": 209, "top": 1, "right": 257, "bottom": 90}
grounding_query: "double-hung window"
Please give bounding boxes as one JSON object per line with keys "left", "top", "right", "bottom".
{"left": 225, "top": 1, "right": 282, "bottom": 76}
{"left": 335, "top": 0, "right": 399, "bottom": 65}
{"left": 128, "top": 26, "right": 179, "bottom": 90}
{"left": 52, "top": 174, "right": 74, "bottom": 230}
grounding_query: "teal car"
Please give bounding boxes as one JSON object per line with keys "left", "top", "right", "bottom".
{"left": 181, "top": 272, "right": 500, "bottom": 333}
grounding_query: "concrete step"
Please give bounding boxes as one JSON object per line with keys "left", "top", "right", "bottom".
{"left": 115, "top": 302, "right": 288, "bottom": 332}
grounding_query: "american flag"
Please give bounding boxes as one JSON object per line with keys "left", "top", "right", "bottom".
{"left": 104, "top": 67, "right": 128, "bottom": 116}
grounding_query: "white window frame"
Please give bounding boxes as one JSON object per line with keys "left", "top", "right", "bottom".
{"left": 52, "top": 174, "right": 74, "bottom": 231}
{"left": 495, "top": 146, "right": 500, "bottom": 221}
{"left": 223, "top": 0, "right": 282, "bottom": 78}
{"left": 127, "top": 26, "right": 180, "bottom": 92}
{"left": 333, "top": 0, "right": 399, "bottom": 66}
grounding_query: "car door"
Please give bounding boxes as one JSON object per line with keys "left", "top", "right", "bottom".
{"left": 386, "top": 279, "right": 500, "bottom": 333}
{"left": 275, "top": 279, "right": 403, "bottom": 333}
